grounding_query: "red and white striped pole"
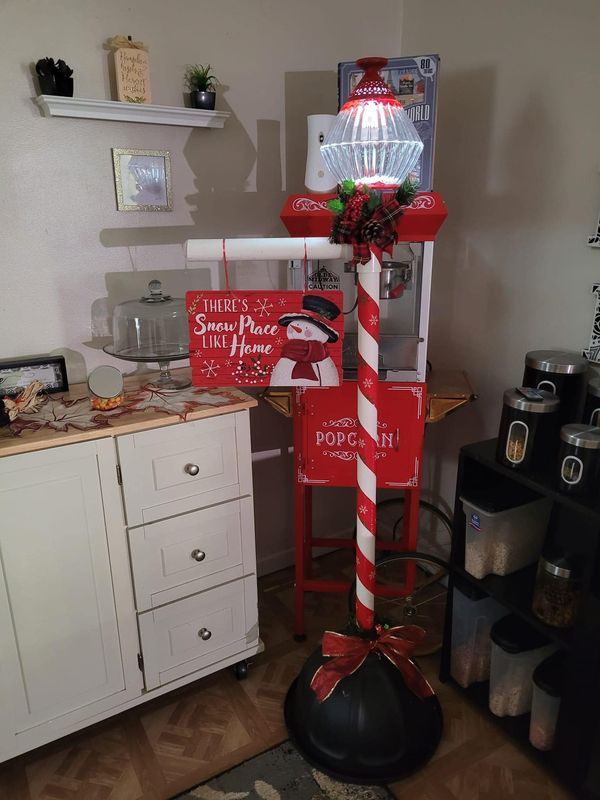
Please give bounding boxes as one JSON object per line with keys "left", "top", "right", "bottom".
{"left": 355, "top": 244, "right": 385, "bottom": 631}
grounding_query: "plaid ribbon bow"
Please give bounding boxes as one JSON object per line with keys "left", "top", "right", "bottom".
{"left": 332, "top": 197, "right": 406, "bottom": 264}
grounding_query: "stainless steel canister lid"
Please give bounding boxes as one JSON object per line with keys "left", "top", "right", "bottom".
{"left": 560, "top": 424, "right": 600, "bottom": 449}
{"left": 587, "top": 376, "right": 600, "bottom": 399}
{"left": 525, "top": 350, "right": 588, "bottom": 375}
{"left": 539, "top": 556, "right": 574, "bottom": 579}
{"left": 503, "top": 388, "right": 560, "bottom": 414}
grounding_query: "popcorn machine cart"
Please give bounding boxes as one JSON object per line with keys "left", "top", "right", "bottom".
{"left": 185, "top": 191, "right": 448, "bottom": 639}
{"left": 280, "top": 190, "right": 447, "bottom": 638}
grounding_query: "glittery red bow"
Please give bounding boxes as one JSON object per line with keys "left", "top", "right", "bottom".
{"left": 310, "top": 624, "right": 435, "bottom": 703}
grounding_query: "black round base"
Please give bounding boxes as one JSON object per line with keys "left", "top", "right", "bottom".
{"left": 284, "top": 647, "right": 443, "bottom": 785}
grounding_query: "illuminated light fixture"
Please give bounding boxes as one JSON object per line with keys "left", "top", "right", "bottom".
{"left": 320, "top": 56, "right": 424, "bottom": 187}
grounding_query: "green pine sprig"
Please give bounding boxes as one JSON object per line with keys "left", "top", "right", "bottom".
{"left": 395, "top": 177, "right": 419, "bottom": 207}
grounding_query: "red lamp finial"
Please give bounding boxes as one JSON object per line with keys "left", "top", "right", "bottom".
{"left": 346, "top": 57, "right": 398, "bottom": 105}
{"left": 321, "top": 55, "right": 424, "bottom": 188}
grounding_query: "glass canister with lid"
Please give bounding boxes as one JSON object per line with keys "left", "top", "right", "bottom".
{"left": 582, "top": 376, "right": 600, "bottom": 427}
{"left": 450, "top": 581, "right": 505, "bottom": 688}
{"left": 489, "top": 614, "right": 555, "bottom": 717}
{"left": 523, "top": 350, "right": 588, "bottom": 426}
{"left": 557, "top": 424, "right": 600, "bottom": 496}
{"left": 529, "top": 650, "right": 567, "bottom": 751}
{"left": 496, "top": 388, "right": 560, "bottom": 470}
{"left": 532, "top": 545, "right": 582, "bottom": 629}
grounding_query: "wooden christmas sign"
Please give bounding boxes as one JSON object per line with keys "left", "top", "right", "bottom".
{"left": 294, "top": 383, "right": 426, "bottom": 487}
{"left": 108, "top": 35, "right": 151, "bottom": 103}
{"left": 187, "top": 291, "right": 344, "bottom": 388}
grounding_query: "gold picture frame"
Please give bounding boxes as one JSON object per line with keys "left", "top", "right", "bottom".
{"left": 111, "top": 148, "right": 173, "bottom": 211}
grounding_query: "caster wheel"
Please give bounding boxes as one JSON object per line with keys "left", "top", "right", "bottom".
{"left": 293, "top": 633, "right": 307, "bottom": 643}
{"left": 233, "top": 660, "right": 248, "bottom": 680}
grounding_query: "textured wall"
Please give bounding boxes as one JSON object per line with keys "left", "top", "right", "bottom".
{"left": 0, "top": 0, "right": 404, "bottom": 572}
{"left": 402, "top": 0, "right": 600, "bottom": 535}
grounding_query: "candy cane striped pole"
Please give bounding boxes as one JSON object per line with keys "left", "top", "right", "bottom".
{"left": 355, "top": 244, "right": 383, "bottom": 631}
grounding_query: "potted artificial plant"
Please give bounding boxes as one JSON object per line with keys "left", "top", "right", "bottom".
{"left": 184, "top": 64, "right": 218, "bottom": 110}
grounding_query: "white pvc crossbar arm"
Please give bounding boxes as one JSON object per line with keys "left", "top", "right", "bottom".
{"left": 185, "top": 237, "right": 349, "bottom": 262}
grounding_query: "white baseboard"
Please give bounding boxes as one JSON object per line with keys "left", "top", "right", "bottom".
{"left": 257, "top": 547, "right": 296, "bottom": 577}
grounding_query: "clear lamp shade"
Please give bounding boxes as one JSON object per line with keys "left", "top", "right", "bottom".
{"left": 321, "top": 99, "right": 424, "bottom": 188}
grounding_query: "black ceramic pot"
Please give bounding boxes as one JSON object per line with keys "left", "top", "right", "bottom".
{"left": 37, "top": 74, "right": 56, "bottom": 95}
{"left": 284, "top": 647, "right": 443, "bottom": 784}
{"left": 190, "top": 90, "right": 215, "bottom": 110}
{"left": 55, "top": 76, "right": 74, "bottom": 97}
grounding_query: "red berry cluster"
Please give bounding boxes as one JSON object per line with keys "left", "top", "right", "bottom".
{"left": 342, "top": 187, "right": 369, "bottom": 228}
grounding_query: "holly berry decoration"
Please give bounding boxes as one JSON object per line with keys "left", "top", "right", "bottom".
{"left": 327, "top": 179, "right": 419, "bottom": 264}
{"left": 232, "top": 356, "right": 272, "bottom": 385}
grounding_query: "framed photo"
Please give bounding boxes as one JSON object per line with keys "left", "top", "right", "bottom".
{"left": 0, "top": 355, "right": 68, "bottom": 397}
{"left": 111, "top": 148, "right": 173, "bottom": 211}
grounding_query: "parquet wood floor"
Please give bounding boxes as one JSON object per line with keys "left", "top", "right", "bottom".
{"left": 0, "top": 556, "right": 574, "bottom": 800}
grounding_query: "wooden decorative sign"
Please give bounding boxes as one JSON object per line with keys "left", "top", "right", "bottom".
{"left": 108, "top": 35, "right": 151, "bottom": 103}
{"left": 295, "top": 383, "right": 426, "bottom": 487}
{"left": 187, "top": 291, "right": 344, "bottom": 388}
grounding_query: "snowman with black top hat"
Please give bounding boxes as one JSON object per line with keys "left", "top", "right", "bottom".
{"left": 270, "top": 295, "right": 341, "bottom": 387}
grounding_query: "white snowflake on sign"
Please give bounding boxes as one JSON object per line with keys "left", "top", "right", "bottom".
{"left": 201, "top": 360, "right": 218, "bottom": 378}
{"left": 278, "top": 297, "right": 286, "bottom": 307}
{"left": 363, "top": 377, "right": 373, "bottom": 389}
{"left": 254, "top": 297, "right": 274, "bottom": 317}
{"left": 275, "top": 337, "right": 284, "bottom": 346}
{"left": 225, "top": 359, "right": 233, "bottom": 368}
{"left": 359, "top": 504, "right": 367, "bottom": 515}
{"left": 369, "top": 314, "right": 378, "bottom": 326}
{"left": 358, "top": 437, "right": 365, "bottom": 448}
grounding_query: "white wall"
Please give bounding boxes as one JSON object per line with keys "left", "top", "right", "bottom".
{"left": 0, "top": 0, "right": 404, "bottom": 573}
{"left": 402, "top": 0, "right": 600, "bottom": 525}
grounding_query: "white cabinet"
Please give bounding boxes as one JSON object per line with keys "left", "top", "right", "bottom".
{"left": 138, "top": 576, "right": 258, "bottom": 690}
{"left": 128, "top": 497, "right": 255, "bottom": 611}
{"left": 0, "top": 440, "right": 141, "bottom": 755}
{"left": 0, "top": 406, "right": 260, "bottom": 761}
{"left": 117, "top": 412, "right": 253, "bottom": 526}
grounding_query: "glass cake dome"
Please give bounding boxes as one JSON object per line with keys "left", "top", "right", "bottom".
{"left": 104, "top": 280, "right": 190, "bottom": 389}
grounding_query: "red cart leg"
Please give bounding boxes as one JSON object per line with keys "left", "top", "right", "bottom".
{"left": 402, "top": 486, "right": 420, "bottom": 550}
{"left": 294, "top": 479, "right": 307, "bottom": 641}
{"left": 304, "top": 485, "right": 313, "bottom": 579}
{"left": 402, "top": 486, "right": 420, "bottom": 592}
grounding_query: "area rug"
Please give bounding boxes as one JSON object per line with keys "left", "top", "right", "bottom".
{"left": 173, "top": 742, "right": 394, "bottom": 799}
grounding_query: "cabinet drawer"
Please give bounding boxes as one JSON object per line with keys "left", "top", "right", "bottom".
{"left": 117, "top": 411, "right": 253, "bottom": 526}
{"left": 129, "top": 498, "right": 256, "bottom": 611}
{"left": 138, "top": 577, "right": 259, "bottom": 690}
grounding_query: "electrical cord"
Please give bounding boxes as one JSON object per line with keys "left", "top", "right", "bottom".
{"left": 343, "top": 293, "right": 359, "bottom": 315}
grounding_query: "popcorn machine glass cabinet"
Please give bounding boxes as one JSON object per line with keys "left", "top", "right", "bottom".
{"left": 337, "top": 243, "right": 423, "bottom": 381}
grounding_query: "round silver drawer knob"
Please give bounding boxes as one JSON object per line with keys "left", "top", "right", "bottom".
{"left": 184, "top": 463, "right": 200, "bottom": 476}
{"left": 191, "top": 549, "right": 206, "bottom": 562}
{"left": 198, "top": 627, "right": 212, "bottom": 641}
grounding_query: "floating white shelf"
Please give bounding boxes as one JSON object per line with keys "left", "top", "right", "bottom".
{"left": 35, "top": 95, "right": 229, "bottom": 128}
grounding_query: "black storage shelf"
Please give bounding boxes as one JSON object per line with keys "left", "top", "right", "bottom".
{"left": 441, "top": 438, "right": 600, "bottom": 800}
{"left": 453, "top": 564, "right": 574, "bottom": 650}
{"left": 462, "top": 438, "right": 600, "bottom": 519}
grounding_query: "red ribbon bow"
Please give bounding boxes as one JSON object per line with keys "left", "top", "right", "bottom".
{"left": 310, "top": 624, "right": 435, "bottom": 703}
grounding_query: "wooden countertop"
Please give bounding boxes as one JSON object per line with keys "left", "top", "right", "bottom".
{"left": 0, "top": 368, "right": 257, "bottom": 459}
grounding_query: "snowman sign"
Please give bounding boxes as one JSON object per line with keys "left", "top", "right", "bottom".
{"left": 187, "top": 290, "right": 344, "bottom": 388}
